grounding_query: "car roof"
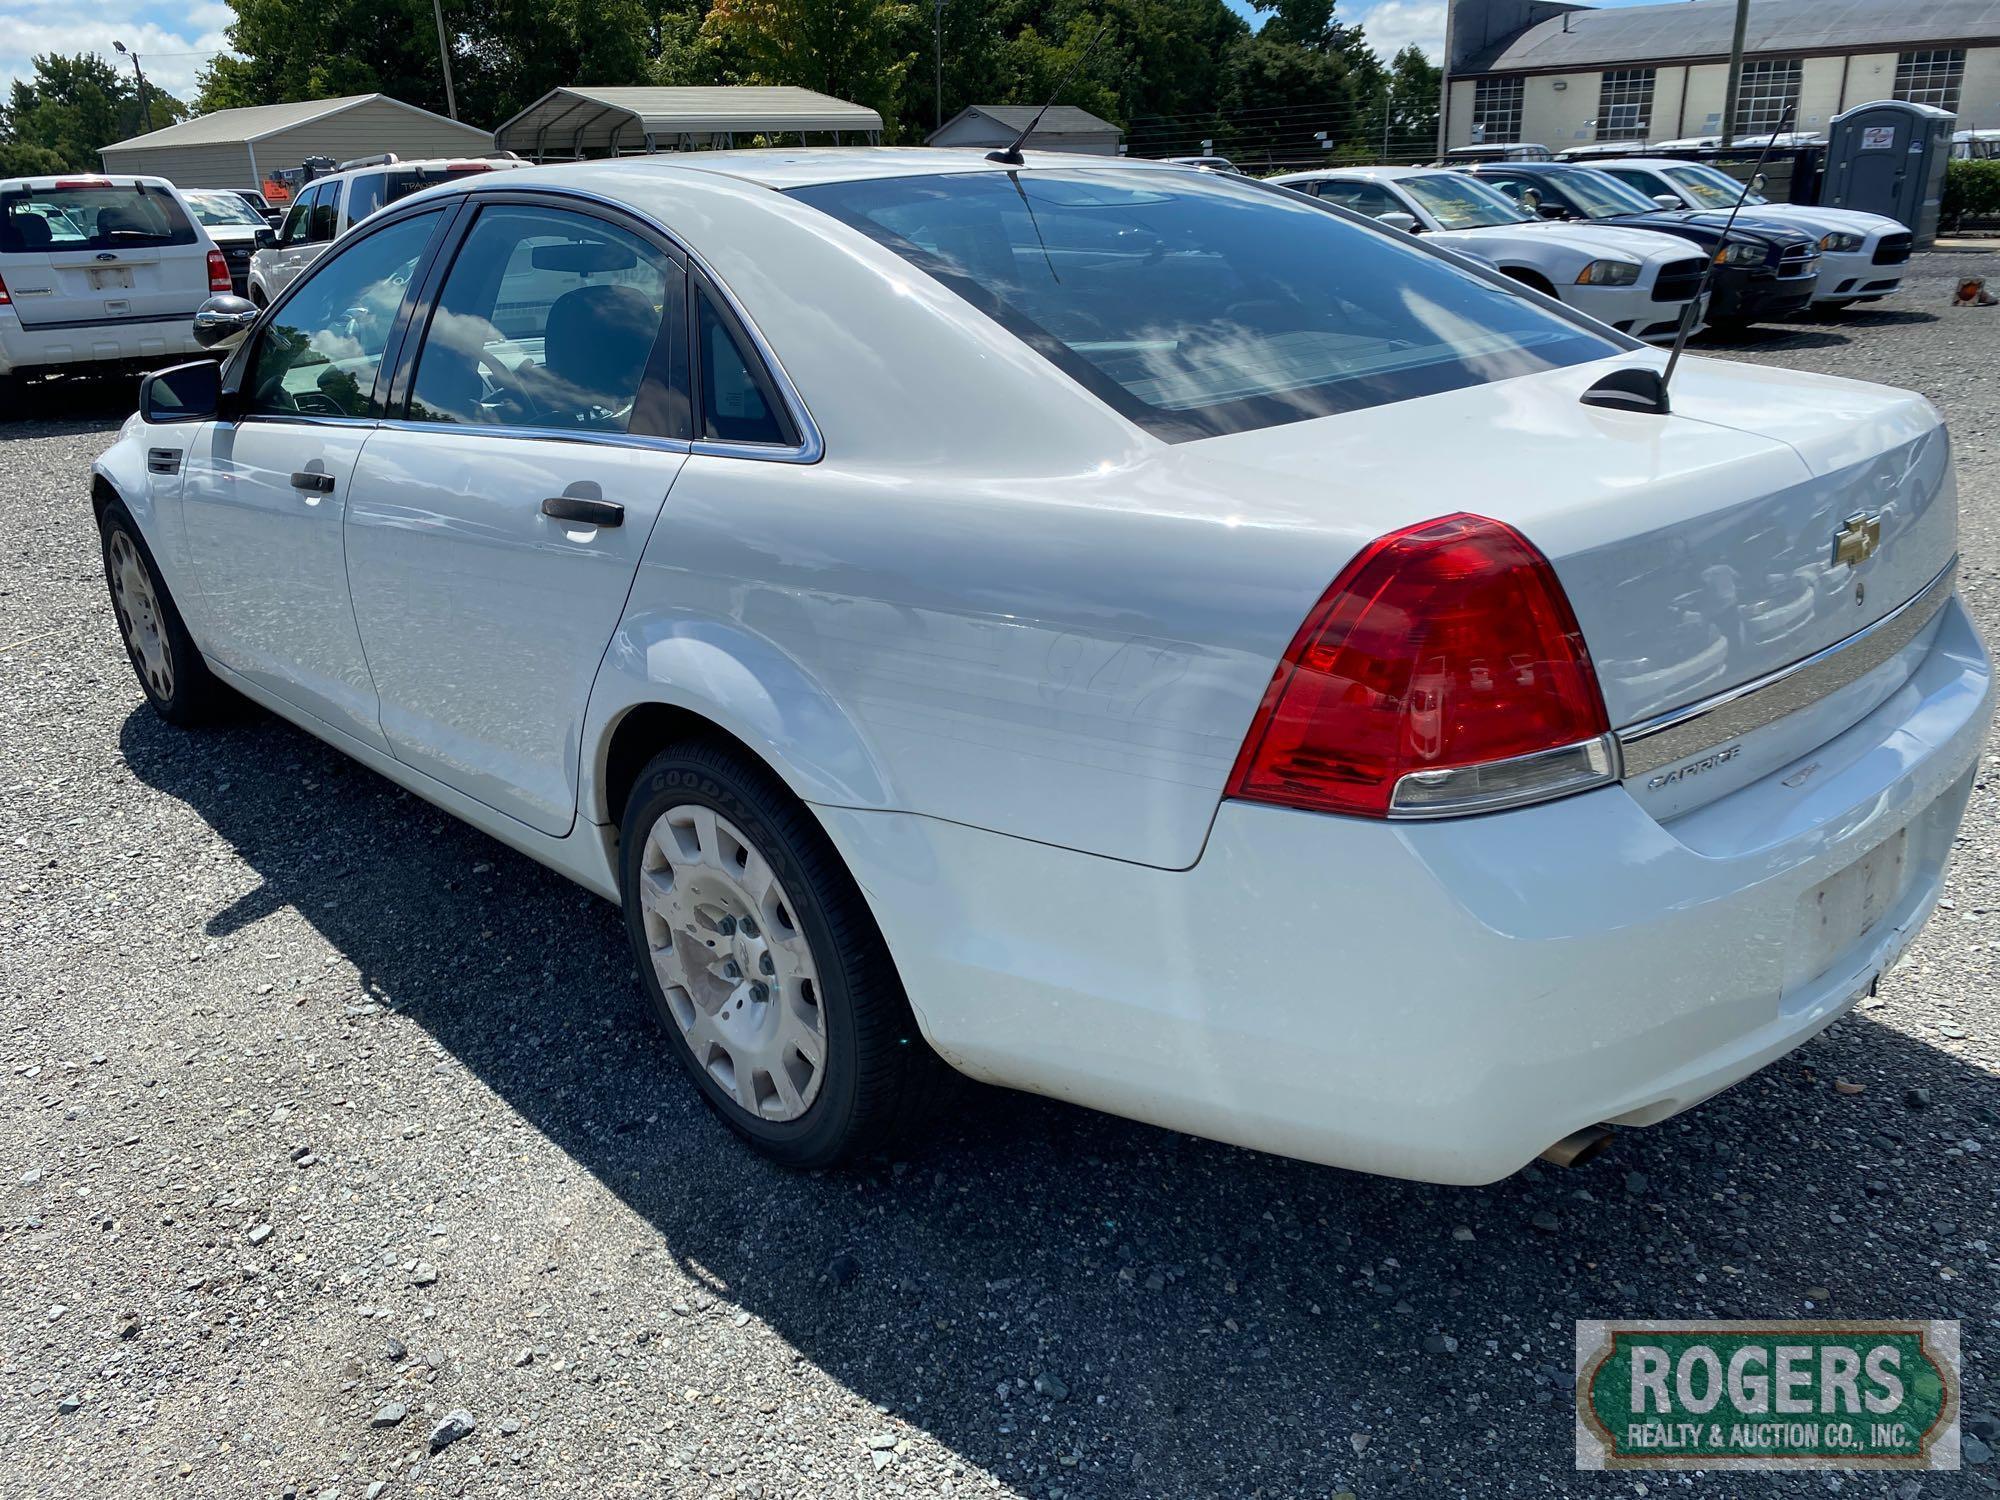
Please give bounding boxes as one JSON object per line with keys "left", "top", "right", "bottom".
{"left": 1277, "top": 165, "right": 1426, "bottom": 183}
{"left": 1593, "top": 158, "right": 1708, "bottom": 171}
{"left": 447, "top": 147, "right": 1214, "bottom": 196}
{"left": 0, "top": 173, "right": 176, "bottom": 191}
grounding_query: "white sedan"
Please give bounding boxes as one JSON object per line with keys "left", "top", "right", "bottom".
{"left": 1594, "top": 158, "right": 1911, "bottom": 308}
{"left": 93, "top": 151, "right": 1990, "bottom": 1184}
{"left": 1271, "top": 165, "right": 1708, "bottom": 340}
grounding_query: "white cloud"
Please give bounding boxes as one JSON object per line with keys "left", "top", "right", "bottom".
{"left": 1353, "top": 0, "right": 1448, "bottom": 64}
{"left": 0, "top": 2, "right": 235, "bottom": 107}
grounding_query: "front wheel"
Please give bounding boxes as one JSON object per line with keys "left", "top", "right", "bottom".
{"left": 619, "top": 740, "right": 945, "bottom": 1167}
{"left": 99, "top": 503, "right": 227, "bottom": 724}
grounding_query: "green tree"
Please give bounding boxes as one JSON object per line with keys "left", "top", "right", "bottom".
{"left": 0, "top": 142, "right": 68, "bottom": 177}
{"left": 2, "top": 53, "right": 187, "bottom": 170}
{"left": 1384, "top": 42, "right": 1440, "bottom": 156}
{"left": 701, "top": 0, "right": 921, "bottom": 135}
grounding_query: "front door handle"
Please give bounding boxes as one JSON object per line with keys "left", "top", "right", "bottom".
{"left": 291, "top": 471, "right": 335, "bottom": 494}
{"left": 540, "top": 495, "right": 624, "bottom": 528}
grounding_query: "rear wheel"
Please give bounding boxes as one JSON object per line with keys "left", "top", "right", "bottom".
{"left": 99, "top": 503, "right": 227, "bottom": 725}
{"left": 620, "top": 739, "right": 944, "bottom": 1167}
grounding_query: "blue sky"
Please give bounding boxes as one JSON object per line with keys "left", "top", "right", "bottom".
{"left": 2, "top": 0, "right": 1671, "bottom": 110}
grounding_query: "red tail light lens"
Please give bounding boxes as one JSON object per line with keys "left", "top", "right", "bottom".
{"left": 1227, "top": 513, "right": 1613, "bottom": 819}
{"left": 0, "top": 270, "right": 10, "bottom": 305}
{"left": 207, "top": 249, "right": 232, "bottom": 292}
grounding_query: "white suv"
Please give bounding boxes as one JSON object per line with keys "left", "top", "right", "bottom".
{"left": 248, "top": 155, "right": 526, "bottom": 305}
{"left": 0, "top": 173, "right": 227, "bottom": 393}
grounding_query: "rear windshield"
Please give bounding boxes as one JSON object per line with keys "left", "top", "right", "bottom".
{"left": 791, "top": 169, "right": 1619, "bottom": 440}
{"left": 184, "top": 190, "right": 268, "bottom": 227}
{"left": 0, "top": 183, "right": 198, "bottom": 253}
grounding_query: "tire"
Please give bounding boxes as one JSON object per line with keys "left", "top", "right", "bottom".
{"left": 619, "top": 739, "right": 945, "bottom": 1168}
{"left": 98, "top": 501, "right": 228, "bottom": 725}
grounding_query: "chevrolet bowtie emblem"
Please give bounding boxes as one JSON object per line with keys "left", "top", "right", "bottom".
{"left": 1832, "top": 511, "right": 1882, "bottom": 568}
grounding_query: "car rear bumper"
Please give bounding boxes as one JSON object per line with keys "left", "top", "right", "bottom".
{"left": 818, "top": 595, "right": 1990, "bottom": 1185}
{"left": 0, "top": 310, "right": 204, "bottom": 377}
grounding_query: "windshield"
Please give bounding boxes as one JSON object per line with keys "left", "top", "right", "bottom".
{"left": 0, "top": 182, "right": 197, "bottom": 252}
{"left": 1666, "top": 164, "right": 1768, "bottom": 209}
{"left": 1548, "top": 169, "right": 1665, "bottom": 218}
{"left": 185, "top": 190, "right": 268, "bottom": 227}
{"left": 1402, "top": 173, "right": 1534, "bottom": 229}
{"left": 791, "top": 170, "right": 1616, "bottom": 440}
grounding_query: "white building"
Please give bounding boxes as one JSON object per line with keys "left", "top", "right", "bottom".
{"left": 1442, "top": 0, "right": 2000, "bottom": 150}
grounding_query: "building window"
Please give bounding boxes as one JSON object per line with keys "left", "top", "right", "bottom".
{"left": 1472, "top": 76, "right": 1525, "bottom": 144}
{"left": 1735, "top": 57, "right": 1801, "bottom": 136}
{"left": 1895, "top": 49, "right": 1965, "bottom": 115}
{"left": 1596, "top": 68, "right": 1656, "bottom": 141}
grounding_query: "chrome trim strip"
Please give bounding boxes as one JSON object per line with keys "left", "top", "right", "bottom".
{"left": 373, "top": 418, "right": 693, "bottom": 456}
{"left": 1617, "top": 556, "right": 1958, "bottom": 779}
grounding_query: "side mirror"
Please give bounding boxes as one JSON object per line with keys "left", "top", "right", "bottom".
{"left": 139, "top": 359, "right": 221, "bottom": 423}
{"left": 193, "top": 294, "right": 259, "bottom": 350}
{"left": 1653, "top": 194, "right": 1683, "bottom": 210}
{"left": 1520, "top": 187, "right": 1543, "bottom": 212}
{"left": 1377, "top": 211, "right": 1421, "bottom": 233}
{"left": 1750, "top": 171, "right": 1768, "bottom": 193}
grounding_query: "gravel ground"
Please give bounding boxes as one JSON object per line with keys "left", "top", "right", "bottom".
{"left": 2, "top": 251, "right": 1999, "bottom": 1500}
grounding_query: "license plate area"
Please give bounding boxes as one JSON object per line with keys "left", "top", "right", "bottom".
{"left": 88, "top": 267, "right": 134, "bottom": 291}
{"left": 1783, "top": 829, "right": 1909, "bottom": 1000}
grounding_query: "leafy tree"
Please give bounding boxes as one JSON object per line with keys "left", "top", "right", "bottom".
{"left": 1384, "top": 42, "right": 1440, "bottom": 149}
{"left": 0, "top": 142, "right": 68, "bottom": 177}
{"left": 701, "top": 0, "right": 921, "bottom": 132}
{"left": 2, "top": 53, "right": 188, "bottom": 170}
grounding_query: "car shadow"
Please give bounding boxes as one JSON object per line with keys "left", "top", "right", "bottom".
{"left": 4, "top": 371, "right": 146, "bottom": 433}
{"left": 116, "top": 703, "right": 1997, "bottom": 1494}
{"left": 1693, "top": 323, "right": 1850, "bottom": 352}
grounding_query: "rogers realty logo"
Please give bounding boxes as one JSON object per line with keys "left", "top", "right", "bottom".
{"left": 1575, "top": 1320, "right": 1960, "bottom": 1470}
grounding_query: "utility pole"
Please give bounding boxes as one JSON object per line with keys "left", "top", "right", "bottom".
{"left": 431, "top": 0, "right": 459, "bottom": 121}
{"left": 113, "top": 41, "right": 153, "bottom": 133}
{"left": 1382, "top": 86, "right": 1392, "bottom": 161}
{"left": 1718, "top": 0, "right": 1750, "bottom": 145}
{"left": 935, "top": 0, "right": 944, "bottom": 134}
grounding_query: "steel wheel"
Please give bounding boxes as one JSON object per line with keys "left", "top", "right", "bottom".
{"left": 638, "top": 803, "right": 827, "bottom": 1122}
{"left": 108, "top": 529, "right": 174, "bottom": 702}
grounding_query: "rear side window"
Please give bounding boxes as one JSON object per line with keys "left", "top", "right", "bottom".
{"left": 0, "top": 182, "right": 196, "bottom": 253}
{"left": 346, "top": 172, "right": 388, "bottom": 223}
{"left": 793, "top": 169, "right": 1619, "bottom": 441}
{"left": 697, "top": 290, "right": 795, "bottom": 446}
{"left": 384, "top": 164, "right": 494, "bottom": 208}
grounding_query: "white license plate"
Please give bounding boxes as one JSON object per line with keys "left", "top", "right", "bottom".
{"left": 1785, "top": 829, "right": 1909, "bottom": 996}
{"left": 88, "top": 267, "right": 134, "bottom": 291}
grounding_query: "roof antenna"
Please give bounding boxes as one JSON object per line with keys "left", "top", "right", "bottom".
{"left": 1581, "top": 104, "right": 1794, "bottom": 416}
{"left": 987, "top": 17, "right": 1109, "bottom": 165}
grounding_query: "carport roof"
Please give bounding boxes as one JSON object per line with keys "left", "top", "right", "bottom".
{"left": 495, "top": 86, "right": 884, "bottom": 156}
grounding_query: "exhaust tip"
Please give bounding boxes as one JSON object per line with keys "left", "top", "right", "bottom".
{"left": 1540, "top": 1125, "right": 1615, "bottom": 1169}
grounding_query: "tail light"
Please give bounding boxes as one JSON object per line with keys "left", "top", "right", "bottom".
{"left": 0, "top": 270, "right": 9, "bottom": 305}
{"left": 1227, "top": 513, "right": 1616, "bottom": 819}
{"left": 207, "top": 249, "right": 232, "bottom": 292}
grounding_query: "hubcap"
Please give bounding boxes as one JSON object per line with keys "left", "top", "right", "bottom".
{"left": 638, "top": 805, "right": 827, "bottom": 1122}
{"left": 108, "top": 532, "right": 174, "bottom": 701}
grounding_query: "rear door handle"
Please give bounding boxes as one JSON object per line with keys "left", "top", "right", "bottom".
{"left": 540, "top": 495, "right": 624, "bottom": 528}
{"left": 291, "top": 471, "right": 335, "bottom": 494}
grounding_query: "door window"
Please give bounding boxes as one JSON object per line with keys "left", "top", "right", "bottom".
{"left": 308, "top": 184, "right": 340, "bottom": 243}
{"left": 244, "top": 211, "right": 439, "bottom": 419}
{"left": 407, "top": 205, "right": 676, "bottom": 433}
{"left": 278, "top": 184, "right": 318, "bottom": 245}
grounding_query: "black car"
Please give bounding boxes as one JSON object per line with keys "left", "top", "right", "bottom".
{"left": 180, "top": 189, "right": 277, "bottom": 298}
{"left": 1467, "top": 163, "right": 1820, "bottom": 326}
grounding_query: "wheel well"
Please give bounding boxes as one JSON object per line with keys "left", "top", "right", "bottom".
{"left": 1501, "top": 266, "right": 1557, "bottom": 297}
{"left": 92, "top": 474, "right": 123, "bottom": 524}
{"left": 601, "top": 702, "right": 779, "bottom": 830}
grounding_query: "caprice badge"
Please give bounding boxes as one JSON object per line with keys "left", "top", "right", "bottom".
{"left": 1647, "top": 743, "right": 1741, "bottom": 790}
{"left": 1833, "top": 511, "right": 1883, "bottom": 568}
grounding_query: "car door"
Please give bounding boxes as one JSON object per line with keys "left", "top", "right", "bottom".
{"left": 342, "top": 197, "right": 690, "bottom": 836}
{"left": 179, "top": 207, "right": 451, "bottom": 751}
{"left": 268, "top": 181, "right": 335, "bottom": 295}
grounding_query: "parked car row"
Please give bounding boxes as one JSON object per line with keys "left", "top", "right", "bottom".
{"left": 83, "top": 149, "right": 1987, "bottom": 1187}
{"left": 1269, "top": 159, "right": 1910, "bottom": 334}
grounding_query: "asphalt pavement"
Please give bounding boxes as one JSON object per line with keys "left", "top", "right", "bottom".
{"left": 1, "top": 252, "right": 1997, "bottom": 1499}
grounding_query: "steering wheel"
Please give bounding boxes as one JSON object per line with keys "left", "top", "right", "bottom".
{"left": 475, "top": 346, "right": 542, "bottom": 424}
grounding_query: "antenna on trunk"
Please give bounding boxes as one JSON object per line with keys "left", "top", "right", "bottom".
{"left": 987, "top": 18, "right": 1109, "bottom": 165}
{"left": 1582, "top": 106, "right": 1794, "bottom": 417}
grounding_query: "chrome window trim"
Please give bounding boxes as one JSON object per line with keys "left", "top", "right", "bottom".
{"left": 450, "top": 182, "right": 825, "bottom": 465}
{"left": 1617, "top": 557, "right": 1958, "bottom": 779}
{"left": 375, "top": 418, "right": 694, "bottom": 455}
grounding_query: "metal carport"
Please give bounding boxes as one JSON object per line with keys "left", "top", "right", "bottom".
{"left": 494, "top": 87, "right": 883, "bottom": 160}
